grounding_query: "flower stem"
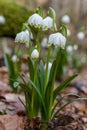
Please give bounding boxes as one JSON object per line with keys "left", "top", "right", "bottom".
{"left": 44, "top": 46, "right": 51, "bottom": 93}
{"left": 32, "top": 60, "right": 38, "bottom": 115}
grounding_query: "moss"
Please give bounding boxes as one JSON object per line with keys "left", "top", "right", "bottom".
{"left": 0, "top": 2, "right": 33, "bottom": 38}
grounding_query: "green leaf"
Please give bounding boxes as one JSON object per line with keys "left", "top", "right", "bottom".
{"left": 27, "top": 57, "right": 34, "bottom": 80}
{"left": 37, "top": 60, "right": 45, "bottom": 94}
{"left": 49, "top": 49, "right": 61, "bottom": 85}
{"left": 4, "top": 53, "right": 18, "bottom": 91}
{"left": 53, "top": 74, "right": 77, "bottom": 101}
{"left": 53, "top": 97, "right": 87, "bottom": 118}
{"left": 52, "top": 93, "right": 80, "bottom": 117}
{"left": 44, "top": 49, "right": 62, "bottom": 117}
{"left": 28, "top": 78, "right": 47, "bottom": 115}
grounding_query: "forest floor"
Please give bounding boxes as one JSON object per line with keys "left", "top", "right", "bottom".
{"left": 0, "top": 63, "right": 87, "bottom": 130}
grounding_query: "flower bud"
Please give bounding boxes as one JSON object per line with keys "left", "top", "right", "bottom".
{"left": 28, "top": 13, "right": 43, "bottom": 28}
{"left": 48, "top": 32, "right": 66, "bottom": 49}
{"left": 31, "top": 49, "right": 39, "bottom": 59}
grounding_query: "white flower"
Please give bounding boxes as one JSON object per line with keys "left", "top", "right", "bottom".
{"left": 44, "top": 62, "right": 52, "bottom": 71}
{"left": 31, "top": 49, "right": 39, "bottom": 59}
{"left": 48, "top": 32, "right": 66, "bottom": 49}
{"left": 12, "top": 55, "right": 17, "bottom": 62}
{"left": 61, "top": 15, "right": 70, "bottom": 24}
{"left": 0, "top": 15, "right": 5, "bottom": 24}
{"left": 15, "top": 30, "right": 29, "bottom": 46}
{"left": 66, "top": 45, "right": 73, "bottom": 53}
{"left": 67, "top": 29, "right": 71, "bottom": 37}
{"left": 42, "top": 16, "right": 53, "bottom": 30}
{"left": 77, "top": 32, "right": 85, "bottom": 40}
{"left": 73, "top": 45, "right": 78, "bottom": 50}
{"left": 41, "top": 38, "right": 48, "bottom": 48}
{"left": 28, "top": 13, "right": 43, "bottom": 28}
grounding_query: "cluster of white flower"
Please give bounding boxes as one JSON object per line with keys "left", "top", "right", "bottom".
{"left": 0, "top": 15, "right": 5, "bottom": 24}
{"left": 15, "top": 12, "right": 67, "bottom": 59}
{"left": 28, "top": 13, "right": 56, "bottom": 31}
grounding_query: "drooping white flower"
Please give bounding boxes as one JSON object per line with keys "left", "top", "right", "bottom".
{"left": 66, "top": 45, "right": 73, "bottom": 53}
{"left": 67, "top": 29, "right": 71, "bottom": 37}
{"left": 61, "top": 15, "right": 70, "bottom": 24}
{"left": 15, "top": 30, "right": 29, "bottom": 46}
{"left": 42, "top": 16, "right": 53, "bottom": 30}
{"left": 41, "top": 38, "right": 48, "bottom": 48}
{"left": 77, "top": 32, "right": 85, "bottom": 40}
{"left": 0, "top": 15, "right": 5, "bottom": 24}
{"left": 48, "top": 32, "right": 66, "bottom": 49}
{"left": 73, "top": 45, "right": 78, "bottom": 50}
{"left": 28, "top": 13, "right": 43, "bottom": 28}
{"left": 31, "top": 49, "right": 39, "bottom": 59}
{"left": 12, "top": 55, "right": 17, "bottom": 62}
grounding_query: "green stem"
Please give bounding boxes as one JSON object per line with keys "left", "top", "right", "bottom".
{"left": 36, "top": 31, "right": 40, "bottom": 52}
{"left": 16, "top": 42, "right": 21, "bottom": 56}
{"left": 32, "top": 60, "right": 38, "bottom": 115}
{"left": 49, "top": 48, "right": 62, "bottom": 118}
{"left": 28, "top": 31, "right": 32, "bottom": 56}
{"left": 44, "top": 46, "right": 51, "bottom": 93}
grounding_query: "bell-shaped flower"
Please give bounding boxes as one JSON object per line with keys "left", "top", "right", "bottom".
{"left": 0, "top": 15, "right": 5, "bottom": 24}
{"left": 28, "top": 13, "right": 43, "bottom": 28}
{"left": 48, "top": 32, "right": 66, "bottom": 49}
{"left": 77, "top": 32, "right": 85, "bottom": 40}
{"left": 42, "top": 16, "right": 53, "bottom": 30}
{"left": 15, "top": 30, "right": 29, "bottom": 46}
{"left": 61, "top": 15, "right": 70, "bottom": 24}
{"left": 31, "top": 49, "right": 39, "bottom": 59}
